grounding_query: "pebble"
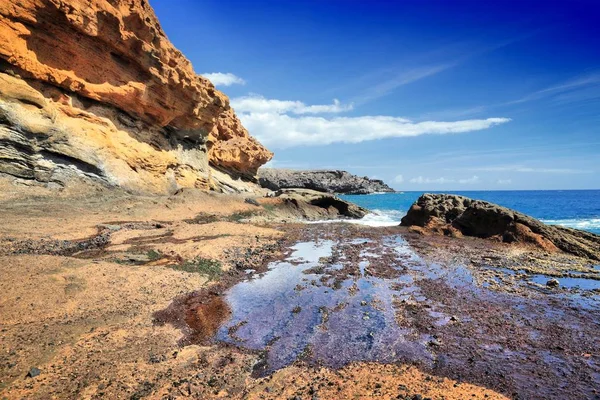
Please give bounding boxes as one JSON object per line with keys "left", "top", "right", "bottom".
{"left": 27, "top": 367, "right": 41, "bottom": 378}
{"left": 546, "top": 278, "right": 560, "bottom": 288}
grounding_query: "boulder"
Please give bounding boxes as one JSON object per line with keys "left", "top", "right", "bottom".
{"left": 271, "top": 188, "right": 369, "bottom": 220}
{"left": 401, "top": 194, "right": 600, "bottom": 260}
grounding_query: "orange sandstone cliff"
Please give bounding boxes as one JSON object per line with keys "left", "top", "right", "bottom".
{"left": 0, "top": 0, "right": 272, "bottom": 193}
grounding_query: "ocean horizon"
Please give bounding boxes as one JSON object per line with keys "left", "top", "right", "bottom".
{"left": 340, "top": 189, "right": 600, "bottom": 234}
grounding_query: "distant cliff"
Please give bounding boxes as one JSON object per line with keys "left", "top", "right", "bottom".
{"left": 258, "top": 169, "right": 395, "bottom": 195}
{"left": 0, "top": 0, "right": 272, "bottom": 193}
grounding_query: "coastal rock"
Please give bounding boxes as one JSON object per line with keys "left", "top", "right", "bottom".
{"left": 0, "top": 0, "right": 272, "bottom": 193}
{"left": 401, "top": 194, "right": 600, "bottom": 260}
{"left": 269, "top": 188, "right": 369, "bottom": 220}
{"left": 258, "top": 169, "right": 395, "bottom": 195}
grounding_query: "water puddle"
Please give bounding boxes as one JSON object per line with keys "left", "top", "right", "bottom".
{"left": 160, "top": 227, "right": 600, "bottom": 398}
{"left": 215, "top": 236, "right": 451, "bottom": 375}
{"left": 487, "top": 267, "right": 600, "bottom": 293}
{"left": 529, "top": 274, "right": 600, "bottom": 290}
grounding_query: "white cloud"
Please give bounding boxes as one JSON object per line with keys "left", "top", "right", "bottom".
{"left": 497, "top": 179, "right": 512, "bottom": 185}
{"left": 202, "top": 72, "right": 246, "bottom": 87}
{"left": 394, "top": 174, "right": 404, "bottom": 183}
{"left": 409, "top": 175, "right": 480, "bottom": 185}
{"left": 238, "top": 111, "right": 510, "bottom": 148}
{"left": 458, "top": 175, "right": 480, "bottom": 184}
{"left": 409, "top": 176, "right": 453, "bottom": 184}
{"left": 232, "top": 95, "right": 353, "bottom": 115}
{"left": 468, "top": 165, "right": 593, "bottom": 174}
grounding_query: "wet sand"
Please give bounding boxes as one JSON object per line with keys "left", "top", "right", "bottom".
{"left": 1, "top": 187, "right": 599, "bottom": 399}
{"left": 156, "top": 223, "right": 599, "bottom": 399}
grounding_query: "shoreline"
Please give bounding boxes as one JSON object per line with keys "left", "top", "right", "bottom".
{"left": 1, "top": 185, "right": 598, "bottom": 399}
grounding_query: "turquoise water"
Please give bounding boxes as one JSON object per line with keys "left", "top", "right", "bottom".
{"left": 339, "top": 190, "right": 600, "bottom": 235}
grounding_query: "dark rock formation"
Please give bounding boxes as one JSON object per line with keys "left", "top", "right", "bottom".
{"left": 401, "top": 193, "right": 600, "bottom": 260}
{"left": 258, "top": 169, "right": 395, "bottom": 195}
{"left": 270, "top": 188, "right": 369, "bottom": 220}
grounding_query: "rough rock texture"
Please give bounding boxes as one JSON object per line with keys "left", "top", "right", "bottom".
{"left": 0, "top": 0, "right": 272, "bottom": 193}
{"left": 269, "top": 188, "right": 369, "bottom": 220}
{"left": 258, "top": 169, "right": 395, "bottom": 194}
{"left": 401, "top": 194, "right": 600, "bottom": 260}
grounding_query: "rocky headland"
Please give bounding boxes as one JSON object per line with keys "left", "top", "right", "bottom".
{"left": 1, "top": 1, "right": 600, "bottom": 400}
{"left": 258, "top": 168, "right": 395, "bottom": 194}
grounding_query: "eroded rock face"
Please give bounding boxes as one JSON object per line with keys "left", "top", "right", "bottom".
{"left": 401, "top": 194, "right": 600, "bottom": 260}
{"left": 270, "top": 188, "right": 369, "bottom": 220}
{"left": 258, "top": 169, "right": 395, "bottom": 194}
{"left": 0, "top": 0, "right": 272, "bottom": 193}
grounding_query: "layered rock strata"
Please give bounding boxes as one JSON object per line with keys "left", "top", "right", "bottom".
{"left": 0, "top": 0, "right": 272, "bottom": 193}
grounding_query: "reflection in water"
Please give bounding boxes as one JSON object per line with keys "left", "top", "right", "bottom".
{"left": 186, "top": 296, "right": 231, "bottom": 339}
{"left": 216, "top": 237, "right": 460, "bottom": 374}
{"left": 529, "top": 274, "right": 600, "bottom": 290}
{"left": 165, "top": 229, "right": 600, "bottom": 399}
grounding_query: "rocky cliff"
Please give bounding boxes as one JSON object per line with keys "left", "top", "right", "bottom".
{"left": 401, "top": 194, "right": 600, "bottom": 260}
{"left": 258, "top": 169, "right": 395, "bottom": 195}
{"left": 0, "top": 0, "right": 272, "bottom": 193}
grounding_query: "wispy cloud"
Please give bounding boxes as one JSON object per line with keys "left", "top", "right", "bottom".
{"left": 232, "top": 95, "right": 353, "bottom": 114}
{"left": 351, "top": 62, "right": 458, "bottom": 105}
{"left": 202, "top": 72, "right": 246, "bottom": 87}
{"left": 506, "top": 73, "right": 600, "bottom": 106}
{"left": 462, "top": 165, "right": 593, "bottom": 174}
{"left": 239, "top": 110, "right": 510, "bottom": 148}
{"left": 417, "top": 70, "right": 600, "bottom": 120}
{"left": 497, "top": 179, "right": 512, "bottom": 185}
{"left": 409, "top": 175, "right": 480, "bottom": 185}
{"left": 335, "top": 33, "right": 539, "bottom": 108}
{"left": 394, "top": 175, "right": 404, "bottom": 183}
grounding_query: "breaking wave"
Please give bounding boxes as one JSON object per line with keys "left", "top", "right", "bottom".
{"left": 541, "top": 218, "right": 600, "bottom": 233}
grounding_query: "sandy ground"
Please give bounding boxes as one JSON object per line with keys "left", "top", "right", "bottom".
{"left": 1, "top": 179, "right": 597, "bottom": 399}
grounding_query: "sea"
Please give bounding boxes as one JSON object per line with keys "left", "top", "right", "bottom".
{"left": 338, "top": 190, "right": 600, "bottom": 235}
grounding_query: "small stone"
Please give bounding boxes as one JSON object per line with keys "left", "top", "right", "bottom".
{"left": 27, "top": 367, "right": 41, "bottom": 378}
{"left": 98, "top": 224, "right": 121, "bottom": 232}
{"left": 546, "top": 278, "right": 560, "bottom": 288}
{"left": 360, "top": 300, "right": 367, "bottom": 306}
{"left": 126, "top": 254, "right": 151, "bottom": 263}
{"left": 245, "top": 198, "right": 260, "bottom": 207}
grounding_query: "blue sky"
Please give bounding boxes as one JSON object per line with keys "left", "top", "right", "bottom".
{"left": 151, "top": 0, "right": 600, "bottom": 190}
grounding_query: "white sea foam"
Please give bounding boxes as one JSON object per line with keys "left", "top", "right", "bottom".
{"left": 541, "top": 218, "right": 600, "bottom": 231}
{"left": 307, "top": 209, "right": 404, "bottom": 227}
